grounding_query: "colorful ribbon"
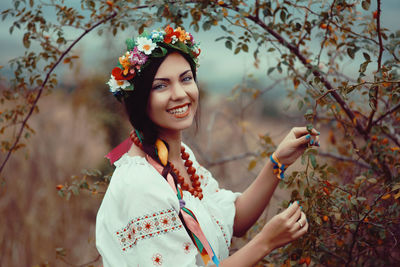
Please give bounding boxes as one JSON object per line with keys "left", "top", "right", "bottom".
{"left": 146, "top": 155, "right": 220, "bottom": 266}
{"left": 270, "top": 152, "right": 286, "bottom": 180}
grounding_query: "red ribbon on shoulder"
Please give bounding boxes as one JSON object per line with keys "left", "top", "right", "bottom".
{"left": 105, "top": 137, "right": 132, "bottom": 165}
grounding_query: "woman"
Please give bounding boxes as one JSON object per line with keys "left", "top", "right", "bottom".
{"left": 96, "top": 26, "right": 320, "bottom": 266}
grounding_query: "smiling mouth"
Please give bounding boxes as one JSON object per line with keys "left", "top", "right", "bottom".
{"left": 167, "top": 104, "right": 190, "bottom": 118}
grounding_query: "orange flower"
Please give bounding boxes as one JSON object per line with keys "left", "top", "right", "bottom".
{"left": 164, "top": 25, "right": 174, "bottom": 44}
{"left": 119, "top": 52, "right": 131, "bottom": 76}
{"left": 112, "top": 67, "right": 134, "bottom": 81}
{"left": 175, "top": 27, "right": 187, "bottom": 42}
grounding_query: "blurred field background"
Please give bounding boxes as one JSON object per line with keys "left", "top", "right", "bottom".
{"left": 0, "top": 66, "right": 302, "bottom": 266}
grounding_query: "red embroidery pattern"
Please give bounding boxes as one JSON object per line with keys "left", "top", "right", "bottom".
{"left": 152, "top": 253, "right": 163, "bottom": 265}
{"left": 212, "top": 216, "right": 229, "bottom": 247}
{"left": 116, "top": 208, "right": 183, "bottom": 252}
{"left": 183, "top": 242, "right": 192, "bottom": 254}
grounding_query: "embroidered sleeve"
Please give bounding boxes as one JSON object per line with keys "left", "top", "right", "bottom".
{"left": 96, "top": 155, "right": 204, "bottom": 267}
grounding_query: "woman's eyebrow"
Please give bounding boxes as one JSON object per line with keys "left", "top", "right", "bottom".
{"left": 153, "top": 70, "right": 192, "bottom": 82}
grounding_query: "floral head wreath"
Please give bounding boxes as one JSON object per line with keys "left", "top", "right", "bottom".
{"left": 107, "top": 25, "right": 201, "bottom": 100}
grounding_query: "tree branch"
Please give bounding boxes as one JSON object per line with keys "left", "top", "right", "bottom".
{"left": 242, "top": 14, "right": 367, "bottom": 137}
{"left": 0, "top": 11, "right": 117, "bottom": 175}
{"left": 318, "top": 152, "right": 370, "bottom": 169}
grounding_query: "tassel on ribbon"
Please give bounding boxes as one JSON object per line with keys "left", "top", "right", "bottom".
{"left": 146, "top": 155, "right": 220, "bottom": 267}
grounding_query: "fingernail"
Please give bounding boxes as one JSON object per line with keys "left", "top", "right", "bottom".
{"left": 317, "top": 131, "right": 321, "bottom": 135}
{"left": 306, "top": 134, "right": 311, "bottom": 140}
{"left": 297, "top": 200, "right": 300, "bottom": 205}
{"left": 310, "top": 139, "right": 314, "bottom": 145}
{"left": 289, "top": 202, "right": 292, "bottom": 207}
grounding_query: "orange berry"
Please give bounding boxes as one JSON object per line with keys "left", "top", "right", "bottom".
{"left": 323, "top": 187, "right": 330, "bottom": 196}
{"left": 305, "top": 257, "right": 311, "bottom": 266}
{"left": 323, "top": 215, "right": 329, "bottom": 222}
{"left": 382, "top": 138, "right": 389, "bottom": 145}
{"left": 373, "top": 10, "right": 378, "bottom": 19}
{"left": 106, "top": 1, "right": 113, "bottom": 7}
{"left": 320, "top": 23, "right": 328, "bottom": 29}
{"left": 377, "top": 239, "right": 383, "bottom": 245}
{"left": 382, "top": 194, "right": 391, "bottom": 200}
{"left": 299, "top": 258, "right": 306, "bottom": 264}
{"left": 371, "top": 135, "right": 378, "bottom": 141}
{"left": 56, "top": 184, "right": 64, "bottom": 190}
{"left": 348, "top": 194, "right": 352, "bottom": 200}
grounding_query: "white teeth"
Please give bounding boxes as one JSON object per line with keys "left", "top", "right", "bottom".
{"left": 168, "top": 105, "right": 188, "bottom": 115}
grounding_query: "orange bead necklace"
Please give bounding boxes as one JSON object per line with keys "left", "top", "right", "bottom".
{"left": 130, "top": 132, "right": 203, "bottom": 200}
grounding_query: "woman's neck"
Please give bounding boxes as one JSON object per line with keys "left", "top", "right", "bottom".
{"left": 158, "top": 130, "right": 182, "bottom": 162}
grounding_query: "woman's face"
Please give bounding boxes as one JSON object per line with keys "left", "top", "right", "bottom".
{"left": 147, "top": 52, "right": 198, "bottom": 135}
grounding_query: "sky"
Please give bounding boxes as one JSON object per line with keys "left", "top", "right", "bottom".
{"left": 0, "top": 0, "right": 399, "bottom": 94}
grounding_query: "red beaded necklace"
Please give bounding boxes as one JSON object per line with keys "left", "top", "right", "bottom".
{"left": 130, "top": 132, "right": 203, "bottom": 200}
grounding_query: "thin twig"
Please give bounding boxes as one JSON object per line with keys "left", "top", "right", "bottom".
{"left": 0, "top": 11, "right": 117, "bottom": 175}
{"left": 318, "top": 152, "right": 370, "bottom": 169}
{"left": 373, "top": 103, "right": 400, "bottom": 125}
{"left": 207, "top": 152, "right": 257, "bottom": 167}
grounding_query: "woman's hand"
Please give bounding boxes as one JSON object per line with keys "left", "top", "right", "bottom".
{"left": 274, "top": 126, "right": 320, "bottom": 166}
{"left": 260, "top": 201, "right": 308, "bottom": 252}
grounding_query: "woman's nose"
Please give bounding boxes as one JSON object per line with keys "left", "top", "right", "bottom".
{"left": 170, "top": 82, "right": 186, "bottom": 99}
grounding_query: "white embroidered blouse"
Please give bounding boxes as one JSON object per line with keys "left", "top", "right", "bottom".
{"left": 96, "top": 144, "right": 241, "bottom": 266}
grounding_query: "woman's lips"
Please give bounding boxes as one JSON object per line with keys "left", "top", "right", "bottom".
{"left": 167, "top": 103, "right": 190, "bottom": 118}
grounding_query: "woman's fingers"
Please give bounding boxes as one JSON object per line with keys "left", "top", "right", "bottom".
{"left": 295, "top": 211, "right": 307, "bottom": 230}
{"left": 292, "top": 127, "right": 320, "bottom": 139}
{"left": 282, "top": 201, "right": 301, "bottom": 219}
{"left": 292, "top": 212, "right": 309, "bottom": 239}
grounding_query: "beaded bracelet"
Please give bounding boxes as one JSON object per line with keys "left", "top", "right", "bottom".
{"left": 270, "top": 152, "right": 286, "bottom": 180}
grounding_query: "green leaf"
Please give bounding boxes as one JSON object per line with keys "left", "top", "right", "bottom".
{"left": 362, "top": 0, "right": 370, "bottom": 10}
{"left": 347, "top": 48, "right": 355, "bottom": 59}
{"left": 234, "top": 46, "right": 241, "bottom": 54}
{"left": 309, "top": 154, "right": 317, "bottom": 168}
{"left": 297, "top": 100, "right": 304, "bottom": 110}
{"left": 242, "top": 44, "right": 248, "bottom": 52}
{"left": 267, "top": 67, "right": 275, "bottom": 75}
{"left": 248, "top": 160, "right": 257, "bottom": 170}
{"left": 304, "top": 109, "right": 314, "bottom": 121}
{"left": 225, "top": 40, "right": 232, "bottom": 50}
{"left": 363, "top": 52, "right": 371, "bottom": 61}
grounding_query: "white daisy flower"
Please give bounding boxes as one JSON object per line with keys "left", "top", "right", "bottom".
{"left": 107, "top": 75, "right": 130, "bottom": 93}
{"left": 137, "top": 37, "right": 156, "bottom": 55}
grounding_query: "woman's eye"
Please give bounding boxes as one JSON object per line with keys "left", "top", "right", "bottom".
{"left": 152, "top": 84, "right": 166, "bottom": 90}
{"left": 182, "top": 76, "right": 193, "bottom": 82}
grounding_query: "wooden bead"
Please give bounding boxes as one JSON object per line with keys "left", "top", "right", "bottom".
{"left": 190, "top": 174, "right": 199, "bottom": 181}
{"left": 189, "top": 188, "right": 195, "bottom": 194}
{"left": 181, "top": 146, "right": 186, "bottom": 153}
{"left": 196, "top": 188, "right": 202, "bottom": 193}
{"left": 184, "top": 160, "right": 193, "bottom": 167}
{"left": 181, "top": 182, "right": 189, "bottom": 190}
{"left": 177, "top": 176, "right": 184, "bottom": 183}
{"left": 182, "top": 152, "right": 189, "bottom": 160}
{"left": 193, "top": 180, "right": 201, "bottom": 187}
{"left": 198, "top": 193, "right": 203, "bottom": 200}
{"left": 187, "top": 166, "right": 196, "bottom": 174}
